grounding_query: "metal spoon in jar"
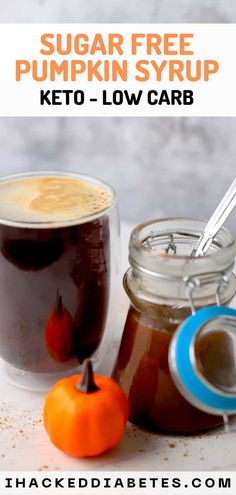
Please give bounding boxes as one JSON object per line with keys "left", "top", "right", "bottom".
{"left": 171, "top": 177, "right": 236, "bottom": 310}
{"left": 191, "top": 177, "right": 236, "bottom": 257}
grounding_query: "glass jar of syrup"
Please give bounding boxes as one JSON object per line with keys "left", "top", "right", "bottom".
{"left": 112, "top": 218, "right": 236, "bottom": 433}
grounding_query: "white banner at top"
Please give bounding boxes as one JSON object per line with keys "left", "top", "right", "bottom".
{"left": 0, "top": 23, "right": 235, "bottom": 116}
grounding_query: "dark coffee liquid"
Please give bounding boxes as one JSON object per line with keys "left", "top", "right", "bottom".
{"left": 113, "top": 305, "right": 222, "bottom": 433}
{"left": 0, "top": 216, "right": 110, "bottom": 372}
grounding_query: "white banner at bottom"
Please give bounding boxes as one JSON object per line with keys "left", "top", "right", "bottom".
{"left": 0, "top": 471, "right": 234, "bottom": 495}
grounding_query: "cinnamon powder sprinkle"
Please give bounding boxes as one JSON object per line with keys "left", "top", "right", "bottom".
{"left": 0, "top": 401, "right": 43, "bottom": 459}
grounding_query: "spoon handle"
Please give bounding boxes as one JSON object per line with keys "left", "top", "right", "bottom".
{"left": 192, "top": 178, "right": 236, "bottom": 257}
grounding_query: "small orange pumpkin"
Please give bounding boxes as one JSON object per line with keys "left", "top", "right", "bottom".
{"left": 45, "top": 290, "right": 73, "bottom": 362}
{"left": 43, "top": 359, "right": 129, "bottom": 457}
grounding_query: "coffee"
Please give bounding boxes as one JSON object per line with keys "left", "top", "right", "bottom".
{"left": 0, "top": 173, "right": 114, "bottom": 373}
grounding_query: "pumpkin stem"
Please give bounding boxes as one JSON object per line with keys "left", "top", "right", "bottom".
{"left": 56, "top": 289, "right": 63, "bottom": 316}
{"left": 76, "top": 359, "right": 100, "bottom": 393}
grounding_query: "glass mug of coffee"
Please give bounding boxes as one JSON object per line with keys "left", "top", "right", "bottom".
{"left": 0, "top": 171, "right": 119, "bottom": 389}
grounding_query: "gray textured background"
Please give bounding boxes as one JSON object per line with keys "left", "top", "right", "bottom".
{"left": 0, "top": 1, "right": 235, "bottom": 231}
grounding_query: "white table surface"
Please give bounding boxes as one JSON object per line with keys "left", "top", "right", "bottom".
{"left": 0, "top": 223, "right": 236, "bottom": 472}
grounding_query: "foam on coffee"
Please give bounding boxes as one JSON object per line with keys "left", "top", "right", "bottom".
{"left": 0, "top": 175, "right": 112, "bottom": 224}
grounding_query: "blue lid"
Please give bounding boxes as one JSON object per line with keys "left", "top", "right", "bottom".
{"left": 169, "top": 306, "right": 236, "bottom": 415}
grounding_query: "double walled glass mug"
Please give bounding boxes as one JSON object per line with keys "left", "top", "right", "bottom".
{"left": 0, "top": 171, "right": 119, "bottom": 390}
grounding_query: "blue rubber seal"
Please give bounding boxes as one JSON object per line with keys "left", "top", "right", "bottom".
{"left": 174, "top": 306, "right": 236, "bottom": 412}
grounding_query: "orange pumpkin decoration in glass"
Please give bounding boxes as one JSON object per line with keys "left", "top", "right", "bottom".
{"left": 43, "top": 359, "right": 129, "bottom": 457}
{"left": 45, "top": 290, "right": 73, "bottom": 362}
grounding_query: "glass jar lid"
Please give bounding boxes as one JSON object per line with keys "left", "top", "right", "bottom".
{"left": 169, "top": 306, "right": 236, "bottom": 415}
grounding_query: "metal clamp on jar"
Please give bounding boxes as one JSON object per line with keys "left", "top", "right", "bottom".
{"left": 112, "top": 218, "right": 236, "bottom": 434}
